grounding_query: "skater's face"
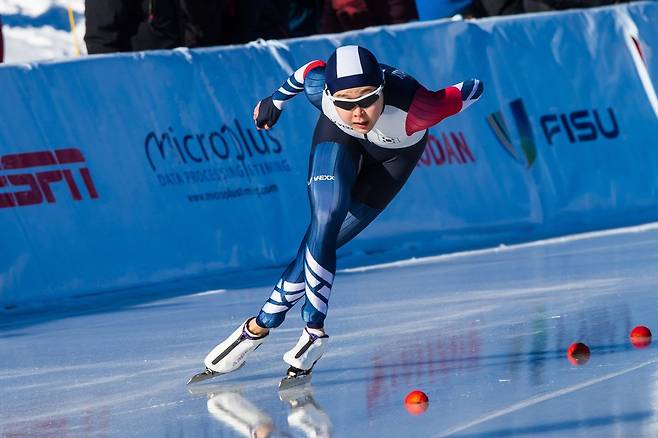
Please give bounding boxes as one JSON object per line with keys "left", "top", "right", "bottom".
{"left": 331, "top": 86, "right": 384, "bottom": 134}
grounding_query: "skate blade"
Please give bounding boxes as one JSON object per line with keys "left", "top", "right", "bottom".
{"left": 278, "top": 372, "right": 312, "bottom": 392}
{"left": 187, "top": 363, "right": 245, "bottom": 385}
{"left": 278, "top": 379, "right": 314, "bottom": 402}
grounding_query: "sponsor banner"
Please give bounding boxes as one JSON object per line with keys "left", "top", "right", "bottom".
{"left": 1, "top": 2, "right": 657, "bottom": 308}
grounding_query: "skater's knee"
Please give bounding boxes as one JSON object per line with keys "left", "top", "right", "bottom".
{"left": 308, "top": 209, "right": 348, "bottom": 248}
{"left": 312, "top": 207, "right": 348, "bottom": 230}
{"left": 256, "top": 311, "right": 285, "bottom": 329}
{"left": 310, "top": 189, "right": 350, "bottom": 231}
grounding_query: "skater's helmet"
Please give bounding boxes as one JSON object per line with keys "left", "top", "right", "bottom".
{"left": 324, "top": 45, "right": 384, "bottom": 95}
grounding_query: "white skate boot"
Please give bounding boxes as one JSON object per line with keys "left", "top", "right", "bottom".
{"left": 279, "top": 327, "right": 328, "bottom": 390}
{"left": 188, "top": 318, "right": 268, "bottom": 384}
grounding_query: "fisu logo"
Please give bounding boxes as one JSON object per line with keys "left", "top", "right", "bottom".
{"left": 487, "top": 98, "right": 621, "bottom": 169}
{"left": 486, "top": 98, "right": 537, "bottom": 168}
{"left": 307, "top": 175, "right": 335, "bottom": 185}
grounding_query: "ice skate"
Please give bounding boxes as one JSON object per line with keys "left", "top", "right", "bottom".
{"left": 188, "top": 317, "right": 268, "bottom": 384}
{"left": 279, "top": 327, "right": 328, "bottom": 390}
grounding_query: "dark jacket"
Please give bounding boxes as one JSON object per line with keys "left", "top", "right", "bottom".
{"left": 320, "top": 0, "right": 418, "bottom": 34}
{"left": 84, "top": 0, "right": 227, "bottom": 54}
{"left": 472, "top": 0, "right": 632, "bottom": 16}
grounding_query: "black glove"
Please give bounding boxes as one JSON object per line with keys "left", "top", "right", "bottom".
{"left": 255, "top": 96, "right": 283, "bottom": 129}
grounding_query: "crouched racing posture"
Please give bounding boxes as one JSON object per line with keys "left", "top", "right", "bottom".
{"left": 189, "top": 45, "right": 484, "bottom": 386}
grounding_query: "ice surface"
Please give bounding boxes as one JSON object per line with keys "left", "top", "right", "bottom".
{"left": 2, "top": 223, "right": 658, "bottom": 437}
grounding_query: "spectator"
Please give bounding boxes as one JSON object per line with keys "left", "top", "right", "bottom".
{"left": 176, "top": 0, "right": 226, "bottom": 47}
{"left": 288, "top": 0, "right": 323, "bottom": 38}
{"left": 220, "top": 0, "right": 290, "bottom": 45}
{"left": 472, "top": 0, "right": 634, "bottom": 16}
{"left": 84, "top": 0, "right": 227, "bottom": 54}
{"left": 320, "top": 0, "right": 418, "bottom": 34}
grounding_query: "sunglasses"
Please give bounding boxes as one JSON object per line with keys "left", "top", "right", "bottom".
{"left": 327, "top": 84, "right": 384, "bottom": 110}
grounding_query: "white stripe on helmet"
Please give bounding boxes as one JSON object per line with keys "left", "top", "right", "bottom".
{"left": 335, "top": 45, "right": 363, "bottom": 78}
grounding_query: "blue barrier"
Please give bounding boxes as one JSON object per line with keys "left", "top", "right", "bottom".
{"left": 1, "top": 2, "right": 657, "bottom": 310}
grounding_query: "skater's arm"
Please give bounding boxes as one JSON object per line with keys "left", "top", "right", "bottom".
{"left": 254, "top": 60, "right": 326, "bottom": 130}
{"left": 272, "top": 60, "right": 326, "bottom": 109}
{"left": 405, "top": 79, "right": 484, "bottom": 135}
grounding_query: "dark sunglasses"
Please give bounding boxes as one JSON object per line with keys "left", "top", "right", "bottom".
{"left": 328, "top": 85, "right": 383, "bottom": 110}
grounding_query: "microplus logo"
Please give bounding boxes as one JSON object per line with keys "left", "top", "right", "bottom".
{"left": 0, "top": 148, "right": 99, "bottom": 208}
{"left": 486, "top": 98, "right": 537, "bottom": 168}
{"left": 144, "top": 120, "right": 284, "bottom": 172}
{"left": 487, "top": 99, "right": 621, "bottom": 168}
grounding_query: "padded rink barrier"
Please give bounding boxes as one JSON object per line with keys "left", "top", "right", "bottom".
{"left": 0, "top": 2, "right": 657, "bottom": 310}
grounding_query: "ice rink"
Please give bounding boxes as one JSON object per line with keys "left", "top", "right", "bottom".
{"left": 2, "top": 223, "right": 658, "bottom": 437}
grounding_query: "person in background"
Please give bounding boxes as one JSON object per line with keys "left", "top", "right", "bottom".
{"left": 84, "top": 0, "right": 226, "bottom": 54}
{"left": 288, "top": 0, "right": 323, "bottom": 38}
{"left": 220, "top": 0, "right": 291, "bottom": 45}
{"left": 320, "top": 0, "right": 418, "bottom": 33}
{"left": 471, "top": 0, "right": 634, "bottom": 16}
{"left": 85, "top": 0, "right": 178, "bottom": 53}
{"left": 177, "top": 0, "right": 226, "bottom": 48}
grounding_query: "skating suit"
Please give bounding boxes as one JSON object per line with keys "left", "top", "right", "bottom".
{"left": 255, "top": 60, "right": 483, "bottom": 329}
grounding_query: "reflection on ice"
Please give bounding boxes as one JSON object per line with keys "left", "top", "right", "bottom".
{"left": 279, "top": 383, "right": 332, "bottom": 438}
{"left": 188, "top": 383, "right": 332, "bottom": 438}
{"left": 3, "top": 223, "right": 658, "bottom": 437}
{"left": 205, "top": 390, "right": 275, "bottom": 438}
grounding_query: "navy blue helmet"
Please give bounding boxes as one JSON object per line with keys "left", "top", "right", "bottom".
{"left": 324, "top": 45, "right": 384, "bottom": 95}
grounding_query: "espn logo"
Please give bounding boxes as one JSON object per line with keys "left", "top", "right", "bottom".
{"left": 0, "top": 148, "right": 99, "bottom": 208}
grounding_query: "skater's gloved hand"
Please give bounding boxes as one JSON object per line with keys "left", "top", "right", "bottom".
{"left": 254, "top": 96, "right": 282, "bottom": 130}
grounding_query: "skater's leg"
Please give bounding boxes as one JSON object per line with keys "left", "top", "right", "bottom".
{"left": 258, "top": 199, "right": 382, "bottom": 332}
{"left": 335, "top": 200, "right": 382, "bottom": 248}
{"left": 254, "top": 232, "right": 309, "bottom": 330}
{"left": 282, "top": 135, "right": 426, "bottom": 373}
{"left": 282, "top": 135, "right": 427, "bottom": 375}
{"left": 301, "top": 139, "right": 361, "bottom": 329}
{"left": 333, "top": 134, "right": 429, "bottom": 247}
{"left": 253, "top": 187, "right": 377, "bottom": 332}
{"left": 257, "top": 116, "right": 362, "bottom": 331}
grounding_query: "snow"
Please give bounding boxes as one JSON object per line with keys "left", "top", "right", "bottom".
{"left": 0, "top": 0, "right": 84, "bottom": 17}
{"left": 1, "top": 0, "right": 87, "bottom": 63}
